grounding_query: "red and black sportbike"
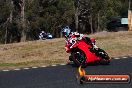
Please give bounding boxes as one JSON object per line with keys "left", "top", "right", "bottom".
{"left": 62, "top": 29, "right": 111, "bottom": 67}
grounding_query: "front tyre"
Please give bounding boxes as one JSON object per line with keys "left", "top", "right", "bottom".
{"left": 71, "top": 50, "right": 87, "bottom": 67}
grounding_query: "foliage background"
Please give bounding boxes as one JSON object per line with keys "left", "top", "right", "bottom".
{"left": 0, "top": 0, "right": 130, "bottom": 43}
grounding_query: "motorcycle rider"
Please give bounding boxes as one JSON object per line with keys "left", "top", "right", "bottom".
{"left": 62, "top": 26, "right": 98, "bottom": 50}
{"left": 62, "top": 26, "right": 100, "bottom": 64}
{"left": 39, "top": 31, "right": 47, "bottom": 40}
{"left": 62, "top": 26, "right": 110, "bottom": 65}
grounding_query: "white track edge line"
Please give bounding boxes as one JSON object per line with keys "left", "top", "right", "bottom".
{"left": 2, "top": 56, "right": 131, "bottom": 71}
{"left": 51, "top": 65, "right": 57, "bottom": 66}
{"left": 23, "top": 68, "right": 30, "bottom": 70}
{"left": 2, "top": 70, "right": 10, "bottom": 72}
{"left": 60, "top": 63, "right": 66, "bottom": 65}
{"left": 122, "top": 57, "right": 128, "bottom": 58}
{"left": 32, "top": 67, "right": 38, "bottom": 69}
{"left": 41, "top": 66, "right": 47, "bottom": 67}
{"left": 14, "top": 69, "right": 21, "bottom": 71}
{"left": 114, "top": 58, "right": 120, "bottom": 59}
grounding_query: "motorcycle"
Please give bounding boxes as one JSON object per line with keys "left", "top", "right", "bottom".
{"left": 64, "top": 35, "right": 111, "bottom": 67}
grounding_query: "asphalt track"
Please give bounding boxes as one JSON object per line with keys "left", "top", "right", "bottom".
{"left": 0, "top": 56, "right": 132, "bottom": 88}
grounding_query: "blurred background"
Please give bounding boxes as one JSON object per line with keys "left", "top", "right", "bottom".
{"left": 0, "top": 0, "right": 131, "bottom": 44}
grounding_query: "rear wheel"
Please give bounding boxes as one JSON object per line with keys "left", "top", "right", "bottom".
{"left": 71, "top": 50, "right": 87, "bottom": 67}
{"left": 96, "top": 48, "right": 110, "bottom": 65}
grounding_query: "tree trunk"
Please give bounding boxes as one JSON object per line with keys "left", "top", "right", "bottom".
{"left": 4, "top": 27, "right": 8, "bottom": 44}
{"left": 4, "top": 0, "right": 14, "bottom": 44}
{"left": 74, "top": 0, "right": 80, "bottom": 32}
{"left": 90, "top": 14, "right": 93, "bottom": 34}
{"left": 20, "top": 0, "right": 26, "bottom": 42}
{"left": 75, "top": 7, "right": 79, "bottom": 32}
{"left": 97, "top": 12, "right": 100, "bottom": 32}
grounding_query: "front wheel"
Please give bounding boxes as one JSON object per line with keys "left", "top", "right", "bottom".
{"left": 71, "top": 50, "right": 87, "bottom": 67}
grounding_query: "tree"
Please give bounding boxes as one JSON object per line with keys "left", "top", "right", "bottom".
{"left": 0, "top": 0, "right": 13, "bottom": 43}
{"left": 74, "top": 0, "right": 127, "bottom": 34}
{"left": 0, "top": 0, "right": 130, "bottom": 43}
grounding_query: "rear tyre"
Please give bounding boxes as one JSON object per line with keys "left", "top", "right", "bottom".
{"left": 100, "top": 59, "right": 110, "bottom": 65}
{"left": 97, "top": 48, "right": 110, "bottom": 65}
{"left": 71, "top": 50, "right": 87, "bottom": 67}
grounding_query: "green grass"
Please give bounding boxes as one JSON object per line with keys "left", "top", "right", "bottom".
{"left": 0, "top": 63, "right": 19, "bottom": 67}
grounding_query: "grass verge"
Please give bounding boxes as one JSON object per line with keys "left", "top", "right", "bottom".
{"left": 0, "top": 31, "right": 132, "bottom": 70}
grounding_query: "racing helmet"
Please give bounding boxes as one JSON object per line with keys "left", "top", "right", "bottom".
{"left": 62, "top": 26, "right": 71, "bottom": 37}
{"left": 41, "top": 31, "right": 45, "bottom": 33}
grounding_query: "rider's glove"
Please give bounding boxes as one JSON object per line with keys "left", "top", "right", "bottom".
{"left": 93, "top": 44, "right": 98, "bottom": 50}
